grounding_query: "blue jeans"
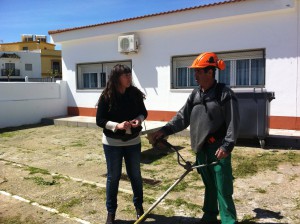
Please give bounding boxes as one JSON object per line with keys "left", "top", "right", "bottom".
{"left": 103, "top": 143, "right": 143, "bottom": 214}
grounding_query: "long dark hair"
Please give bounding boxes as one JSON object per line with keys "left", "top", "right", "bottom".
{"left": 98, "top": 64, "right": 145, "bottom": 110}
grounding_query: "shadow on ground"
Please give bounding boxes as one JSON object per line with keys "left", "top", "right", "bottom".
{"left": 114, "top": 214, "right": 201, "bottom": 224}
{"left": 0, "top": 123, "right": 50, "bottom": 133}
{"left": 141, "top": 144, "right": 185, "bottom": 164}
{"left": 237, "top": 137, "right": 300, "bottom": 150}
{"left": 113, "top": 207, "right": 287, "bottom": 224}
{"left": 253, "top": 208, "right": 284, "bottom": 220}
{"left": 114, "top": 213, "right": 288, "bottom": 224}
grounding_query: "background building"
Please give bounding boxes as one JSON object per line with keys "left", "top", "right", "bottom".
{"left": 0, "top": 34, "right": 61, "bottom": 81}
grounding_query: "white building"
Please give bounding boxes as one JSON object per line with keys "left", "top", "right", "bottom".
{"left": 0, "top": 51, "right": 41, "bottom": 81}
{"left": 49, "top": 0, "right": 300, "bottom": 131}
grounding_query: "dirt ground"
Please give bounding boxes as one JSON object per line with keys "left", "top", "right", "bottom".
{"left": 0, "top": 124, "right": 299, "bottom": 224}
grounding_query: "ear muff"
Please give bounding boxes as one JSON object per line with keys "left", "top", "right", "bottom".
{"left": 217, "top": 60, "right": 226, "bottom": 70}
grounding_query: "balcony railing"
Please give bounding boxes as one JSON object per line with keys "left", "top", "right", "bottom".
{"left": 1, "top": 69, "right": 21, "bottom": 76}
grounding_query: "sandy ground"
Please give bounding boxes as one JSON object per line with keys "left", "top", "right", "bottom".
{"left": 0, "top": 124, "right": 299, "bottom": 224}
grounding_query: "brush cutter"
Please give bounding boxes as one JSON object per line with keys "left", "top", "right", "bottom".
{"left": 134, "top": 139, "right": 218, "bottom": 224}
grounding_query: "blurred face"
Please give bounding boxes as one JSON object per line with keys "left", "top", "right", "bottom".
{"left": 194, "top": 68, "right": 214, "bottom": 90}
{"left": 118, "top": 73, "right": 132, "bottom": 92}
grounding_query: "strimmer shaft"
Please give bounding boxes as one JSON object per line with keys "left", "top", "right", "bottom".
{"left": 134, "top": 168, "right": 191, "bottom": 224}
{"left": 134, "top": 161, "right": 218, "bottom": 224}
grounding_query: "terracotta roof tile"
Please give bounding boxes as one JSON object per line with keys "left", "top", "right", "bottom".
{"left": 48, "top": 0, "right": 245, "bottom": 35}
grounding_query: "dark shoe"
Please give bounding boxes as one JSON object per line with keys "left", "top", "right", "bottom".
{"left": 105, "top": 213, "right": 115, "bottom": 224}
{"left": 136, "top": 207, "right": 144, "bottom": 219}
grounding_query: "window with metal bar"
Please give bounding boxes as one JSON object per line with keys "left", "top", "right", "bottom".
{"left": 172, "top": 49, "right": 265, "bottom": 88}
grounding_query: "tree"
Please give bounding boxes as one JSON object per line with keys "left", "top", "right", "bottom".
{"left": 5, "top": 68, "right": 14, "bottom": 82}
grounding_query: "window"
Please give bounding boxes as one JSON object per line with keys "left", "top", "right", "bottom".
{"left": 23, "top": 47, "right": 29, "bottom": 50}
{"left": 5, "top": 63, "right": 15, "bottom": 70}
{"left": 172, "top": 49, "right": 265, "bottom": 88}
{"left": 22, "top": 35, "right": 34, "bottom": 42}
{"left": 25, "top": 64, "right": 32, "bottom": 71}
{"left": 83, "top": 73, "right": 97, "bottom": 88}
{"left": 36, "top": 36, "right": 47, "bottom": 43}
{"left": 172, "top": 56, "right": 198, "bottom": 88}
{"left": 77, "top": 61, "right": 131, "bottom": 90}
{"left": 52, "top": 61, "right": 61, "bottom": 75}
{"left": 1, "top": 63, "right": 18, "bottom": 76}
{"left": 217, "top": 50, "right": 265, "bottom": 87}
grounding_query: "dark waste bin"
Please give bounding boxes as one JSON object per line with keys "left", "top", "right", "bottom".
{"left": 235, "top": 91, "right": 275, "bottom": 148}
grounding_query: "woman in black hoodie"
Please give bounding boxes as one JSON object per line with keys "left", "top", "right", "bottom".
{"left": 96, "top": 64, "right": 147, "bottom": 224}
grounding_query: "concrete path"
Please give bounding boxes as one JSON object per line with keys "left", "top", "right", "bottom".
{"left": 42, "top": 116, "right": 168, "bottom": 135}
{"left": 42, "top": 116, "right": 300, "bottom": 148}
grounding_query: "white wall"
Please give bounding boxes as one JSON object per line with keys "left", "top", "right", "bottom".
{"left": 53, "top": 0, "right": 300, "bottom": 120}
{"left": 0, "top": 81, "right": 68, "bottom": 128}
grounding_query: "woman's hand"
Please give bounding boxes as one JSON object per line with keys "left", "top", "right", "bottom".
{"left": 129, "top": 119, "right": 141, "bottom": 128}
{"left": 116, "top": 121, "right": 131, "bottom": 130}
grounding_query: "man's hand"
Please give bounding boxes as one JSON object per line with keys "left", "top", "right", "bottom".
{"left": 151, "top": 130, "right": 165, "bottom": 142}
{"left": 215, "top": 148, "right": 229, "bottom": 160}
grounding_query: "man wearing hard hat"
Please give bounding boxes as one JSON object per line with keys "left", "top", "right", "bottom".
{"left": 152, "top": 52, "right": 240, "bottom": 224}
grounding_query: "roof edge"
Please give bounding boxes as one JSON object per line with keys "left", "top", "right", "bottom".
{"left": 48, "top": 0, "right": 245, "bottom": 35}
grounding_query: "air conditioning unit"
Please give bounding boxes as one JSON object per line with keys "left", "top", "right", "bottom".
{"left": 118, "top": 34, "right": 139, "bottom": 53}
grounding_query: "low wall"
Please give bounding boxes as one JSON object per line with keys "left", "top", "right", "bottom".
{"left": 0, "top": 81, "right": 68, "bottom": 129}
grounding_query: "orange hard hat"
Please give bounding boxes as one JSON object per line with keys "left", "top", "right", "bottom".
{"left": 190, "top": 52, "right": 225, "bottom": 70}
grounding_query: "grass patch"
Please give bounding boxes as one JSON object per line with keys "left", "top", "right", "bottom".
{"left": 24, "top": 176, "right": 58, "bottom": 186}
{"left": 88, "top": 210, "right": 97, "bottom": 215}
{"left": 232, "top": 150, "right": 300, "bottom": 178}
{"left": 58, "top": 198, "right": 82, "bottom": 214}
{"left": 97, "top": 187, "right": 106, "bottom": 196}
{"left": 164, "top": 208, "right": 175, "bottom": 217}
{"left": 164, "top": 198, "right": 200, "bottom": 212}
{"left": 240, "top": 214, "right": 257, "bottom": 223}
{"left": 143, "top": 195, "right": 156, "bottom": 205}
{"left": 0, "top": 215, "right": 41, "bottom": 224}
{"left": 255, "top": 188, "right": 267, "bottom": 194}
{"left": 0, "top": 132, "right": 16, "bottom": 138}
{"left": 25, "top": 166, "right": 50, "bottom": 175}
{"left": 81, "top": 182, "right": 97, "bottom": 188}
{"left": 295, "top": 198, "right": 300, "bottom": 210}
{"left": 160, "top": 180, "right": 189, "bottom": 192}
{"left": 52, "top": 174, "right": 70, "bottom": 181}
{"left": 71, "top": 141, "right": 86, "bottom": 147}
{"left": 141, "top": 136, "right": 152, "bottom": 148}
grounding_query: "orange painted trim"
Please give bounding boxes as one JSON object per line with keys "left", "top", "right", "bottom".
{"left": 68, "top": 107, "right": 96, "bottom": 117}
{"left": 68, "top": 107, "right": 300, "bottom": 130}
{"left": 147, "top": 110, "right": 176, "bottom": 121}
{"left": 270, "top": 116, "right": 300, "bottom": 130}
{"left": 67, "top": 107, "right": 176, "bottom": 121}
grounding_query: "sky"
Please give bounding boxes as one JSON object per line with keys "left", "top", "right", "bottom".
{"left": 0, "top": 0, "right": 221, "bottom": 48}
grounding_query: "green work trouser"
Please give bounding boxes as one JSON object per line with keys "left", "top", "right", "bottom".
{"left": 196, "top": 141, "right": 237, "bottom": 224}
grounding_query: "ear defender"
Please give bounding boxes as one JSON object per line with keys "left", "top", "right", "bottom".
{"left": 217, "top": 60, "right": 226, "bottom": 70}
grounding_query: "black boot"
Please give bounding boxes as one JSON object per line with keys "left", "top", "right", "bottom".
{"left": 105, "top": 213, "right": 115, "bottom": 224}
{"left": 136, "top": 206, "right": 144, "bottom": 219}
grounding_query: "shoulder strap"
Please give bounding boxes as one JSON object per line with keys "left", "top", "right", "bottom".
{"left": 215, "top": 83, "right": 226, "bottom": 104}
{"left": 190, "top": 83, "right": 226, "bottom": 106}
{"left": 190, "top": 87, "right": 200, "bottom": 106}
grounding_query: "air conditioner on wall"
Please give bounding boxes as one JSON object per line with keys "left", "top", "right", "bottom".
{"left": 118, "top": 34, "right": 139, "bottom": 53}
